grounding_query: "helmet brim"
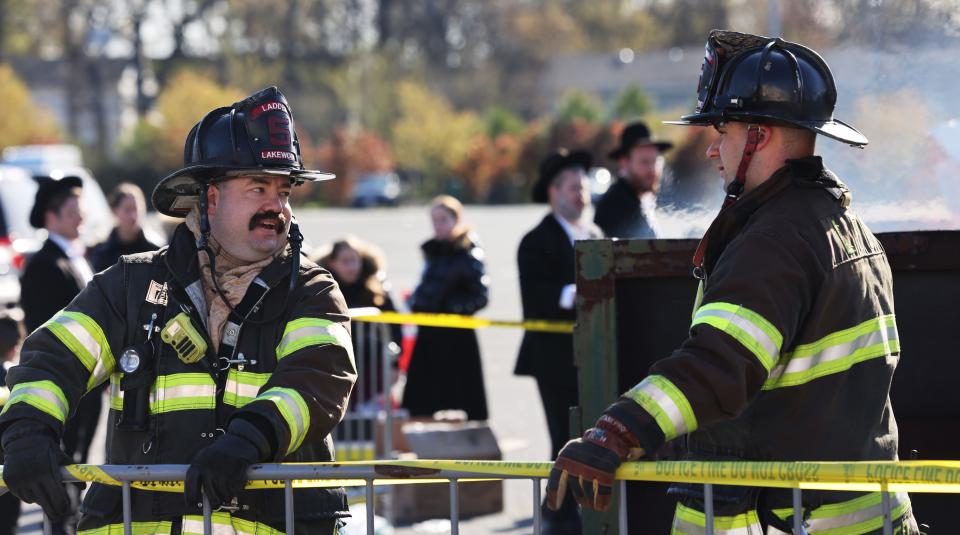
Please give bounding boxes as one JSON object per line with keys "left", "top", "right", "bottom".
{"left": 152, "top": 164, "right": 335, "bottom": 218}
{"left": 664, "top": 113, "right": 868, "bottom": 148}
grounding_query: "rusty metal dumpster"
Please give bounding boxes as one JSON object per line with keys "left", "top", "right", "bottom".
{"left": 574, "top": 231, "right": 960, "bottom": 533}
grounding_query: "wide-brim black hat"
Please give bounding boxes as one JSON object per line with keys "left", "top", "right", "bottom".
{"left": 608, "top": 121, "right": 673, "bottom": 160}
{"left": 30, "top": 175, "right": 83, "bottom": 229}
{"left": 152, "top": 86, "right": 335, "bottom": 217}
{"left": 533, "top": 149, "right": 593, "bottom": 203}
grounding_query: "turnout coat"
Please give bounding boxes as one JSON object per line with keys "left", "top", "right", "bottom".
{"left": 623, "top": 157, "right": 916, "bottom": 533}
{"left": 0, "top": 224, "right": 357, "bottom": 533}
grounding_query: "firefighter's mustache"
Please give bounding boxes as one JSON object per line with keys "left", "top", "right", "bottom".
{"left": 249, "top": 212, "right": 287, "bottom": 233}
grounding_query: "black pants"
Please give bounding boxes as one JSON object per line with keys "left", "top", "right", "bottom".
{"left": 0, "top": 493, "right": 20, "bottom": 535}
{"left": 536, "top": 374, "right": 580, "bottom": 525}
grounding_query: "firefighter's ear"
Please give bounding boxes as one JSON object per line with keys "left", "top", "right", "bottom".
{"left": 206, "top": 183, "right": 220, "bottom": 216}
{"left": 754, "top": 125, "right": 774, "bottom": 151}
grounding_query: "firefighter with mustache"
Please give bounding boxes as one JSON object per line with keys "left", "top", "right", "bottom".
{"left": 0, "top": 87, "right": 357, "bottom": 534}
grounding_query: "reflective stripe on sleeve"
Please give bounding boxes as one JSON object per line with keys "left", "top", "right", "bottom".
{"left": 625, "top": 375, "right": 697, "bottom": 440}
{"left": 768, "top": 492, "right": 911, "bottom": 534}
{"left": 1, "top": 380, "right": 69, "bottom": 423}
{"left": 253, "top": 387, "right": 310, "bottom": 454}
{"left": 275, "top": 317, "right": 353, "bottom": 363}
{"left": 691, "top": 302, "right": 783, "bottom": 371}
{"left": 77, "top": 520, "right": 173, "bottom": 534}
{"left": 181, "top": 512, "right": 284, "bottom": 535}
{"left": 44, "top": 310, "right": 116, "bottom": 392}
{"left": 764, "top": 315, "right": 899, "bottom": 390}
{"left": 672, "top": 503, "right": 763, "bottom": 535}
{"left": 223, "top": 370, "right": 271, "bottom": 408}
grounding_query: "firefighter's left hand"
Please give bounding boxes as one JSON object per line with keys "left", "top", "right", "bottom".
{"left": 546, "top": 413, "right": 646, "bottom": 511}
{"left": 185, "top": 418, "right": 272, "bottom": 508}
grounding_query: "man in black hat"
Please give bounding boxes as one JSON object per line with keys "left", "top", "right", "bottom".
{"left": 594, "top": 120, "right": 673, "bottom": 238}
{"left": 515, "top": 148, "right": 602, "bottom": 535}
{"left": 0, "top": 87, "right": 355, "bottom": 533}
{"left": 17, "top": 175, "right": 95, "bottom": 533}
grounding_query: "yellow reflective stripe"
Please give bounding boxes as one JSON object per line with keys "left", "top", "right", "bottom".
{"left": 153, "top": 373, "right": 215, "bottom": 413}
{"left": 764, "top": 315, "right": 899, "bottom": 390}
{"left": 672, "top": 502, "right": 762, "bottom": 534}
{"left": 44, "top": 310, "right": 116, "bottom": 392}
{"left": 223, "top": 369, "right": 271, "bottom": 408}
{"left": 692, "top": 302, "right": 782, "bottom": 371}
{"left": 255, "top": 387, "right": 310, "bottom": 454}
{"left": 275, "top": 317, "right": 353, "bottom": 362}
{"left": 182, "top": 512, "right": 284, "bottom": 535}
{"left": 1, "top": 380, "right": 69, "bottom": 422}
{"left": 78, "top": 521, "right": 173, "bottom": 535}
{"left": 109, "top": 373, "right": 214, "bottom": 414}
{"left": 769, "top": 492, "right": 911, "bottom": 535}
{"left": 625, "top": 375, "right": 698, "bottom": 440}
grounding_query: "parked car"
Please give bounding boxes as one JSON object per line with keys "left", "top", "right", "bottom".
{"left": 351, "top": 172, "right": 403, "bottom": 207}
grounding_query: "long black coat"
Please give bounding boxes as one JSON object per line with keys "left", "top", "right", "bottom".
{"left": 20, "top": 239, "right": 89, "bottom": 332}
{"left": 594, "top": 178, "right": 658, "bottom": 238}
{"left": 89, "top": 228, "right": 161, "bottom": 273}
{"left": 402, "top": 232, "right": 489, "bottom": 420}
{"left": 515, "top": 214, "right": 601, "bottom": 383}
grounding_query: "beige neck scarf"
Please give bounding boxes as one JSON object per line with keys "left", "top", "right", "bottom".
{"left": 185, "top": 206, "right": 287, "bottom": 352}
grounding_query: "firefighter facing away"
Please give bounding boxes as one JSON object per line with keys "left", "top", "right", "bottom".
{"left": 0, "top": 87, "right": 357, "bottom": 533}
{"left": 547, "top": 31, "right": 919, "bottom": 533}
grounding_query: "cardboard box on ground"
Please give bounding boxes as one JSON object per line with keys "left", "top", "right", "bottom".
{"left": 380, "top": 411, "right": 504, "bottom": 524}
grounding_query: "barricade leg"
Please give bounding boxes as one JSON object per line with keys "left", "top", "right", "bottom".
{"left": 366, "top": 479, "right": 375, "bottom": 535}
{"left": 355, "top": 321, "right": 366, "bottom": 462}
{"left": 532, "top": 478, "right": 542, "bottom": 535}
{"left": 380, "top": 323, "right": 394, "bottom": 459}
{"left": 703, "top": 483, "right": 714, "bottom": 535}
{"left": 792, "top": 488, "right": 806, "bottom": 535}
{"left": 123, "top": 481, "right": 132, "bottom": 535}
{"left": 42, "top": 514, "right": 52, "bottom": 535}
{"left": 881, "top": 491, "right": 892, "bottom": 535}
{"left": 450, "top": 479, "right": 459, "bottom": 535}
{"left": 619, "top": 479, "right": 628, "bottom": 534}
{"left": 202, "top": 493, "right": 212, "bottom": 535}
{"left": 285, "top": 479, "right": 294, "bottom": 535}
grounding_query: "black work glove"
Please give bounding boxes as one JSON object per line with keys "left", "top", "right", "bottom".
{"left": 546, "top": 400, "right": 648, "bottom": 512}
{"left": 185, "top": 418, "right": 272, "bottom": 508}
{"left": 1, "top": 419, "right": 72, "bottom": 522}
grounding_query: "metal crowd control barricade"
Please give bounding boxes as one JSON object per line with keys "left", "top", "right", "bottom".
{"left": 574, "top": 231, "right": 960, "bottom": 533}
{"left": 17, "top": 459, "right": 960, "bottom": 535}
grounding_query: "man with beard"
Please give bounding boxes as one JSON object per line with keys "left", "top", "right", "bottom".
{"left": 516, "top": 149, "right": 602, "bottom": 535}
{"left": 594, "top": 121, "right": 673, "bottom": 238}
{"left": 0, "top": 87, "right": 356, "bottom": 533}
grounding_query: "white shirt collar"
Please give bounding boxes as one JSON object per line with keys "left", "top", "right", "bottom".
{"left": 553, "top": 212, "right": 591, "bottom": 247}
{"left": 48, "top": 232, "right": 85, "bottom": 259}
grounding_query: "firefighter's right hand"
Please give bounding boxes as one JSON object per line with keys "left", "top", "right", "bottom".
{"left": 1, "top": 419, "right": 72, "bottom": 521}
{"left": 546, "top": 414, "right": 646, "bottom": 512}
{"left": 185, "top": 418, "right": 273, "bottom": 508}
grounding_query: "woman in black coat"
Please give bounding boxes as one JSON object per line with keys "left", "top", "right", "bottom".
{"left": 89, "top": 183, "right": 162, "bottom": 272}
{"left": 313, "top": 237, "right": 400, "bottom": 408}
{"left": 402, "top": 195, "right": 490, "bottom": 421}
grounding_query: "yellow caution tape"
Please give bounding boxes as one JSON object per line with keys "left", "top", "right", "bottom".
{"left": 5, "top": 460, "right": 960, "bottom": 494}
{"left": 351, "top": 311, "right": 574, "bottom": 334}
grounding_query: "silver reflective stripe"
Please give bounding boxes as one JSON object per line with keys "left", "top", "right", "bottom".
{"left": 769, "top": 325, "right": 898, "bottom": 380}
{"left": 226, "top": 379, "right": 262, "bottom": 400}
{"left": 271, "top": 389, "right": 308, "bottom": 434}
{"left": 51, "top": 314, "right": 111, "bottom": 387}
{"left": 806, "top": 492, "right": 910, "bottom": 532}
{"left": 696, "top": 308, "right": 780, "bottom": 366}
{"left": 628, "top": 376, "right": 693, "bottom": 436}
{"left": 672, "top": 518, "right": 763, "bottom": 535}
{"left": 159, "top": 384, "right": 216, "bottom": 399}
{"left": 181, "top": 519, "right": 254, "bottom": 535}
{"left": 8, "top": 386, "right": 67, "bottom": 419}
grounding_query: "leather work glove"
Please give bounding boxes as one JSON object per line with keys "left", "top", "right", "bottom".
{"left": 185, "top": 418, "right": 273, "bottom": 508}
{"left": 546, "top": 402, "right": 647, "bottom": 512}
{"left": 1, "top": 419, "right": 72, "bottom": 522}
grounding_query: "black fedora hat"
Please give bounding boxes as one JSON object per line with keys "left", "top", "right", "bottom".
{"left": 532, "top": 148, "right": 592, "bottom": 203}
{"left": 29, "top": 175, "right": 83, "bottom": 229}
{"left": 608, "top": 121, "right": 673, "bottom": 160}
